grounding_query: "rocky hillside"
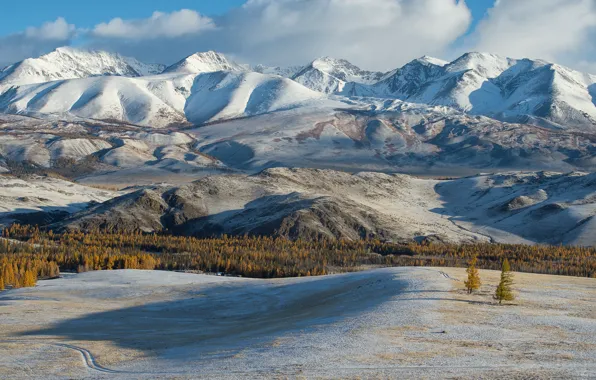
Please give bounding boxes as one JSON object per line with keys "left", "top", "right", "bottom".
{"left": 32, "top": 168, "right": 596, "bottom": 246}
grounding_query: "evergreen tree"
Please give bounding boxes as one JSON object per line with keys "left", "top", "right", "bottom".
{"left": 494, "top": 258, "right": 515, "bottom": 304}
{"left": 464, "top": 255, "right": 481, "bottom": 294}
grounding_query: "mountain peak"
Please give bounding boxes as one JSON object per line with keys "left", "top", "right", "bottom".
{"left": 0, "top": 47, "right": 165, "bottom": 88}
{"left": 189, "top": 51, "right": 228, "bottom": 60}
{"left": 446, "top": 51, "right": 517, "bottom": 79}
{"left": 292, "top": 56, "right": 385, "bottom": 93}
{"left": 162, "top": 51, "right": 245, "bottom": 74}
{"left": 53, "top": 46, "right": 77, "bottom": 54}
{"left": 416, "top": 55, "right": 449, "bottom": 67}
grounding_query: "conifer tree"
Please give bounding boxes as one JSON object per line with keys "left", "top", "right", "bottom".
{"left": 4, "top": 265, "right": 14, "bottom": 286}
{"left": 494, "top": 258, "right": 515, "bottom": 304}
{"left": 464, "top": 255, "right": 481, "bottom": 294}
{"left": 22, "top": 270, "right": 36, "bottom": 288}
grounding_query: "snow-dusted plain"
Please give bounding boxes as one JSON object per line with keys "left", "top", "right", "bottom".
{"left": 0, "top": 268, "right": 594, "bottom": 379}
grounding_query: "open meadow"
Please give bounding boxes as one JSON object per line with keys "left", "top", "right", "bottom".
{"left": 0, "top": 267, "right": 594, "bottom": 379}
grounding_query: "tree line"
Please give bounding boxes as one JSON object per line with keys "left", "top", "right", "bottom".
{"left": 0, "top": 224, "right": 595, "bottom": 290}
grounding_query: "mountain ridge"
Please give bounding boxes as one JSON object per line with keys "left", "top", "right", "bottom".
{"left": 0, "top": 48, "right": 595, "bottom": 132}
{"left": 162, "top": 51, "right": 245, "bottom": 75}
{"left": 0, "top": 47, "right": 165, "bottom": 90}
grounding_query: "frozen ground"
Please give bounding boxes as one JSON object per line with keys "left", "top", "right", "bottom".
{"left": 2, "top": 169, "right": 596, "bottom": 245}
{"left": 0, "top": 268, "right": 594, "bottom": 379}
{"left": 0, "top": 175, "right": 120, "bottom": 226}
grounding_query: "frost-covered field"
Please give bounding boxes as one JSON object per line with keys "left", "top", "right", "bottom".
{"left": 0, "top": 268, "right": 594, "bottom": 379}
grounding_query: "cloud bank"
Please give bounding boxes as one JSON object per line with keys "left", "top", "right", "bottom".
{"left": 469, "top": 0, "right": 596, "bottom": 67}
{"left": 84, "top": 0, "right": 472, "bottom": 70}
{"left": 92, "top": 9, "right": 215, "bottom": 39}
{"left": 1, "top": 0, "right": 596, "bottom": 74}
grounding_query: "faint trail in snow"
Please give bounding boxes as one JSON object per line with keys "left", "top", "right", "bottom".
{"left": 53, "top": 343, "right": 120, "bottom": 374}
{"left": 0, "top": 340, "right": 121, "bottom": 374}
{"left": 438, "top": 271, "right": 461, "bottom": 282}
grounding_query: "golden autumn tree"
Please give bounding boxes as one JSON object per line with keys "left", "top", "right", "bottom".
{"left": 495, "top": 258, "right": 515, "bottom": 304}
{"left": 464, "top": 255, "right": 481, "bottom": 294}
{"left": 24, "top": 270, "right": 37, "bottom": 287}
{"left": 3, "top": 264, "right": 15, "bottom": 286}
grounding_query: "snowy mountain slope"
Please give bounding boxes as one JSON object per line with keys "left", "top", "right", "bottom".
{"left": 0, "top": 75, "right": 189, "bottom": 128}
{"left": 185, "top": 100, "right": 595, "bottom": 174}
{"left": 292, "top": 57, "right": 385, "bottom": 94}
{"left": 2, "top": 49, "right": 595, "bottom": 131}
{"left": 0, "top": 174, "right": 119, "bottom": 226}
{"left": 437, "top": 171, "right": 596, "bottom": 246}
{"left": 365, "top": 52, "right": 596, "bottom": 130}
{"left": 1, "top": 93, "right": 595, "bottom": 182}
{"left": 184, "top": 71, "right": 325, "bottom": 124}
{"left": 28, "top": 167, "right": 596, "bottom": 246}
{"left": 0, "top": 117, "right": 228, "bottom": 180}
{"left": 162, "top": 51, "right": 245, "bottom": 74}
{"left": 251, "top": 64, "right": 303, "bottom": 78}
{"left": 1, "top": 49, "right": 596, "bottom": 176}
{"left": 0, "top": 70, "right": 325, "bottom": 127}
{"left": 0, "top": 47, "right": 164, "bottom": 90}
{"left": 46, "top": 168, "right": 486, "bottom": 243}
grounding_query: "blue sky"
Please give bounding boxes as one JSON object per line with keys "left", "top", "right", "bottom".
{"left": 0, "top": 1, "right": 246, "bottom": 35}
{"left": 1, "top": 0, "right": 594, "bottom": 72}
{"left": 1, "top": 0, "right": 493, "bottom": 37}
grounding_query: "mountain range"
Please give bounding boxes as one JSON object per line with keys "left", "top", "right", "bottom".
{"left": 1, "top": 47, "right": 595, "bottom": 131}
{"left": 1, "top": 48, "right": 596, "bottom": 246}
{"left": 1, "top": 47, "right": 596, "bottom": 181}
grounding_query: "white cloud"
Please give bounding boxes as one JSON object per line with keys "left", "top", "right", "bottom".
{"left": 92, "top": 9, "right": 215, "bottom": 39}
{"left": 219, "top": 0, "right": 472, "bottom": 70}
{"left": 84, "top": 0, "right": 471, "bottom": 70}
{"left": 25, "top": 17, "right": 75, "bottom": 40}
{"left": 469, "top": 0, "right": 596, "bottom": 68}
{"left": 0, "top": 18, "right": 75, "bottom": 67}
{"left": 4, "top": 1, "right": 596, "bottom": 75}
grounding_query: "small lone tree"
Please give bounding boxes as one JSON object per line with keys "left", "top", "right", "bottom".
{"left": 464, "top": 256, "right": 481, "bottom": 294}
{"left": 494, "top": 258, "right": 515, "bottom": 304}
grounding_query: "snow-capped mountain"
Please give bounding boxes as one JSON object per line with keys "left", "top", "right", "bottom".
{"left": 291, "top": 57, "right": 386, "bottom": 94}
{"left": 0, "top": 70, "right": 324, "bottom": 127}
{"left": 367, "top": 52, "right": 596, "bottom": 129}
{"left": 0, "top": 48, "right": 595, "bottom": 131}
{"left": 162, "top": 51, "right": 245, "bottom": 74}
{"left": 182, "top": 71, "right": 324, "bottom": 124}
{"left": 0, "top": 47, "right": 165, "bottom": 90}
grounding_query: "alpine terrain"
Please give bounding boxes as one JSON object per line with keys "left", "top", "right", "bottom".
{"left": 1, "top": 38, "right": 596, "bottom": 380}
{"left": 0, "top": 47, "right": 596, "bottom": 247}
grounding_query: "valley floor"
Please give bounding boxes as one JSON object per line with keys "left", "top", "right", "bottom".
{"left": 0, "top": 268, "right": 594, "bottom": 379}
